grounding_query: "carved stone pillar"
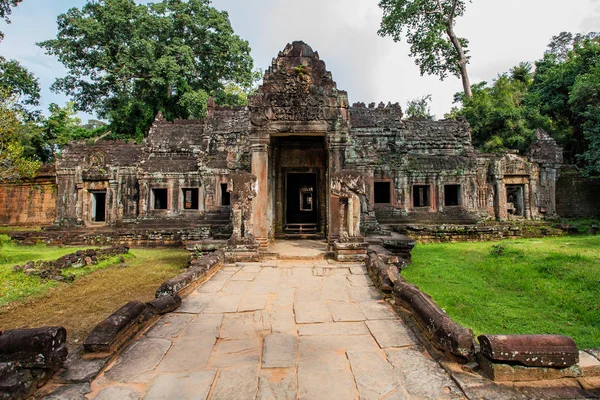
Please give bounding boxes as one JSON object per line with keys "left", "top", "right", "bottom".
{"left": 251, "top": 135, "right": 270, "bottom": 247}
{"left": 495, "top": 180, "right": 508, "bottom": 220}
{"left": 523, "top": 183, "right": 531, "bottom": 219}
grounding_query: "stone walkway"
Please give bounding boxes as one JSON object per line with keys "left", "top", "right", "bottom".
{"left": 87, "top": 260, "right": 464, "bottom": 399}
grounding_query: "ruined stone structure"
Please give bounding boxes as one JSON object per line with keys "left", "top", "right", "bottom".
{"left": 4, "top": 41, "right": 565, "bottom": 245}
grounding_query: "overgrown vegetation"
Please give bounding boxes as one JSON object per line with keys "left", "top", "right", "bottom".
{"left": 0, "top": 236, "right": 188, "bottom": 343}
{"left": 403, "top": 235, "right": 600, "bottom": 348}
{"left": 449, "top": 32, "right": 600, "bottom": 175}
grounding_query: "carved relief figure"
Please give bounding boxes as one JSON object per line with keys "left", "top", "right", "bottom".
{"left": 331, "top": 170, "right": 368, "bottom": 241}
{"left": 227, "top": 172, "right": 258, "bottom": 243}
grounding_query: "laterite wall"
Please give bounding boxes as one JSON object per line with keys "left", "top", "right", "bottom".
{"left": 0, "top": 168, "right": 57, "bottom": 226}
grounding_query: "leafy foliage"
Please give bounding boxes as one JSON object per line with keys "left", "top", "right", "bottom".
{"left": 448, "top": 63, "right": 544, "bottom": 153}
{"left": 0, "top": 57, "right": 41, "bottom": 119}
{"left": 378, "top": 0, "right": 472, "bottom": 97}
{"left": 527, "top": 35, "right": 600, "bottom": 173}
{"left": 39, "top": 0, "right": 255, "bottom": 139}
{"left": 0, "top": 90, "right": 41, "bottom": 180}
{"left": 406, "top": 94, "right": 433, "bottom": 119}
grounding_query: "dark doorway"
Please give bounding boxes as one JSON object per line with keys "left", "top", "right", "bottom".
{"left": 92, "top": 192, "right": 106, "bottom": 222}
{"left": 152, "top": 188, "right": 168, "bottom": 210}
{"left": 444, "top": 185, "right": 461, "bottom": 206}
{"left": 182, "top": 188, "right": 199, "bottom": 210}
{"left": 374, "top": 182, "right": 391, "bottom": 204}
{"left": 506, "top": 185, "right": 525, "bottom": 217}
{"left": 413, "top": 185, "right": 431, "bottom": 207}
{"left": 220, "top": 183, "right": 231, "bottom": 206}
{"left": 286, "top": 173, "right": 318, "bottom": 227}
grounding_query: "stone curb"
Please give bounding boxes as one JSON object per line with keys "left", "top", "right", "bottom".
{"left": 83, "top": 301, "right": 148, "bottom": 354}
{"left": 155, "top": 250, "right": 224, "bottom": 297}
{"left": 367, "top": 242, "right": 599, "bottom": 386}
{"left": 38, "top": 249, "right": 226, "bottom": 399}
{"left": 393, "top": 280, "right": 475, "bottom": 360}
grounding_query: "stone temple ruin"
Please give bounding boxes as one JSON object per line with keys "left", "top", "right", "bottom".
{"left": 1, "top": 41, "right": 570, "bottom": 245}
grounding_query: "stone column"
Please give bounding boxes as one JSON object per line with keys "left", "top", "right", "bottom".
{"left": 495, "top": 180, "right": 508, "bottom": 220}
{"left": 109, "top": 180, "right": 118, "bottom": 224}
{"left": 523, "top": 183, "right": 531, "bottom": 219}
{"left": 251, "top": 134, "right": 270, "bottom": 247}
{"left": 327, "top": 142, "right": 346, "bottom": 241}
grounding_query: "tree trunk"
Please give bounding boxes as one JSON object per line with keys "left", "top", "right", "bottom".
{"left": 446, "top": 24, "right": 472, "bottom": 98}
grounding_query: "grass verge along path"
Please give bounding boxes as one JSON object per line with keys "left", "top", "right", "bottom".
{"left": 404, "top": 236, "right": 600, "bottom": 349}
{"left": 0, "top": 244, "right": 188, "bottom": 344}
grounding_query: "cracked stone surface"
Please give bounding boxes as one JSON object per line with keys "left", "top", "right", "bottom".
{"left": 87, "top": 257, "right": 462, "bottom": 399}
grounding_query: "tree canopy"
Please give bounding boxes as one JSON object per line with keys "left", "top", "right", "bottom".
{"left": 378, "top": 0, "right": 473, "bottom": 97}
{"left": 0, "top": 57, "right": 40, "bottom": 118}
{"left": 450, "top": 32, "right": 600, "bottom": 176}
{"left": 39, "top": 0, "right": 255, "bottom": 140}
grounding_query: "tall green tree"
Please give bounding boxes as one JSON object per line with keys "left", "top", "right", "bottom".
{"left": 39, "top": 0, "right": 254, "bottom": 139}
{"left": 449, "top": 63, "right": 544, "bottom": 153}
{"left": 378, "top": 0, "right": 473, "bottom": 98}
{"left": 527, "top": 34, "right": 600, "bottom": 167}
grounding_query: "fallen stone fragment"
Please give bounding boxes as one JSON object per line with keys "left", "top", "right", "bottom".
{"left": 146, "top": 294, "right": 182, "bottom": 315}
{"left": 84, "top": 301, "right": 147, "bottom": 353}
{"left": 0, "top": 327, "right": 68, "bottom": 369}
{"left": 478, "top": 334, "right": 579, "bottom": 368}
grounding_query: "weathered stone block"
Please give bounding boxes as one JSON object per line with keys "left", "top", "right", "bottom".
{"left": 0, "top": 327, "right": 67, "bottom": 369}
{"left": 0, "top": 362, "right": 33, "bottom": 400}
{"left": 146, "top": 294, "right": 182, "bottom": 315}
{"left": 83, "top": 301, "right": 147, "bottom": 353}
{"left": 478, "top": 334, "right": 579, "bottom": 368}
{"left": 478, "top": 354, "right": 582, "bottom": 382}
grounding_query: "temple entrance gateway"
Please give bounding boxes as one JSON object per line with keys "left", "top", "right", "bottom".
{"left": 91, "top": 191, "right": 106, "bottom": 223}
{"left": 271, "top": 135, "right": 327, "bottom": 238}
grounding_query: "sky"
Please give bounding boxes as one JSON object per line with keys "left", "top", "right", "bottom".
{"left": 1, "top": 0, "right": 599, "bottom": 121}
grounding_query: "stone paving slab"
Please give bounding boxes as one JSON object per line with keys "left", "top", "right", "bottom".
{"left": 357, "top": 300, "right": 397, "bottom": 320}
{"left": 297, "top": 353, "right": 358, "bottom": 400}
{"left": 208, "top": 338, "right": 262, "bottom": 368}
{"left": 88, "top": 256, "right": 472, "bottom": 400}
{"left": 294, "top": 301, "right": 332, "bottom": 324}
{"left": 93, "top": 386, "right": 141, "bottom": 400}
{"left": 104, "top": 338, "right": 171, "bottom": 384}
{"left": 257, "top": 368, "right": 297, "bottom": 400}
{"left": 328, "top": 300, "right": 366, "bottom": 322}
{"left": 386, "top": 347, "right": 463, "bottom": 399}
{"left": 211, "top": 365, "right": 260, "bottom": 400}
{"left": 347, "top": 350, "right": 404, "bottom": 400}
{"left": 158, "top": 336, "right": 216, "bottom": 372}
{"left": 145, "top": 370, "right": 217, "bottom": 400}
{"left": 298, "top": 322, "right": 369, "bottom": 336}
{"left": 145, "top": 313, "right": 194, "bottom": 339}
{"left": 262, "top": 333, "right": 297, "bottom": 368}
{"left": 366, "top": 319, "right": 419, "bottom": 349}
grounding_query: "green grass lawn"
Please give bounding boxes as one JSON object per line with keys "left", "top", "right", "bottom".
{"left": 403, "top": 235, "right": 600, "bottom": 349}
